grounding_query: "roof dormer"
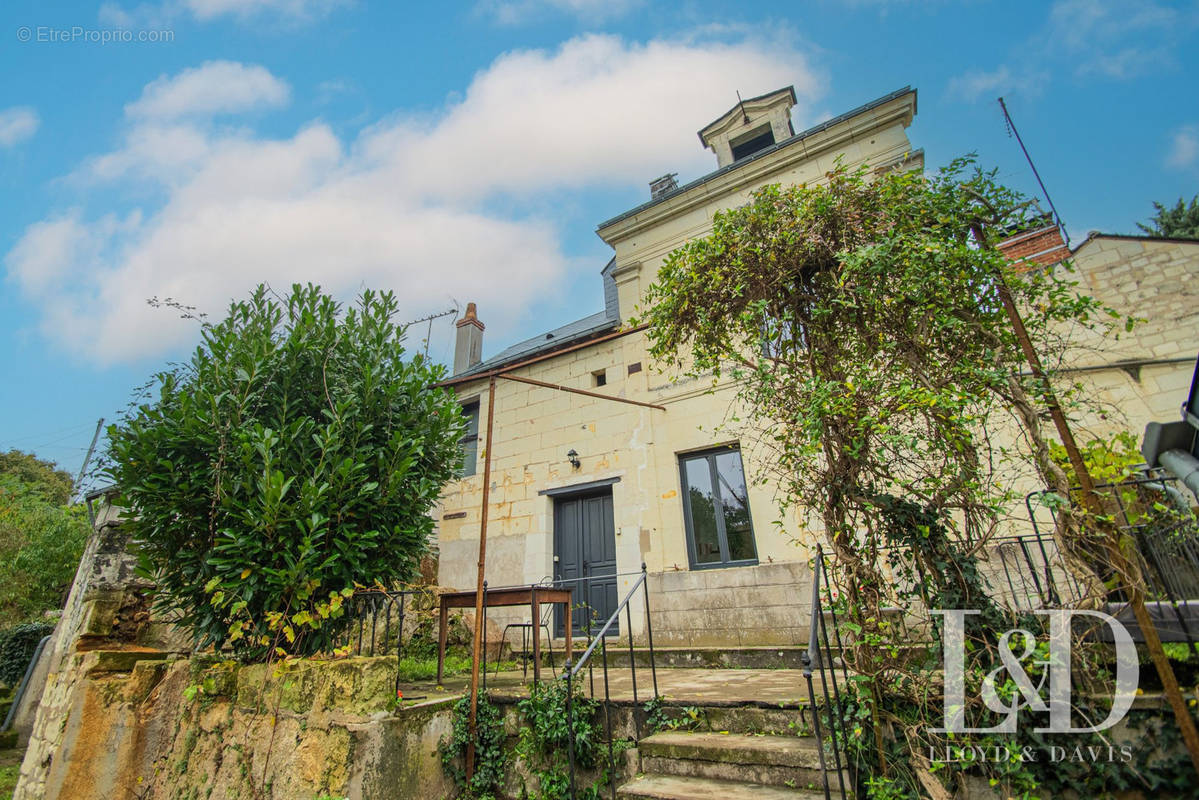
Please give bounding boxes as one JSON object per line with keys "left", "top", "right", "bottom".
{"left": 698, "top": 86, "right": 797, "bottom": 169}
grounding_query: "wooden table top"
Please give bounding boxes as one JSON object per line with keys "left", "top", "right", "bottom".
{"left": 437, "top": 585, "right": 573, "bottom": 608}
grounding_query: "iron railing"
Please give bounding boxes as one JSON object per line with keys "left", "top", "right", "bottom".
{"left": 334, "top": 588, "right": 421, "bottom": 694}
{"left": 562, "top": 563, "right": 659, "bottom": 800}
{"left": 1022, "top": 471, "right": 1199, "bottom": 655}
{"left": 803, "top": 545, "right": 853, "bottom": 800}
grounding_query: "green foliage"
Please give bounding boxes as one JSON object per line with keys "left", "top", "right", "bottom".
{"left": 1049, "top": 430, "right": 1144, "bottom": 487}
{"left": 105, "top": 284, "right": 465, "bottom": 658}
{"left": 642, "top": 696, "right": 703, "bottom": 734}
{"left": 0, "top": 465, "right": 89, "bottom": 626}
{"left": 1137, "top": 194, "right": 1199, "bottom": 239}
{"left": 440, "top": 692, "right": 508, "bottom": 800}
{"left": 640, "top": 158, "right": 1120, "bottom": 556}
{"left": 0, "top": 622, "right": 53, "bottom": 685}
{"left": 0, "top": 450, "right": 74, "bottom": 506}
{"left": 515, "top": 679, "right": 606, "bottom": 800}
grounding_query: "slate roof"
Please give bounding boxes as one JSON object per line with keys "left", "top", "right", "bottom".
{"left": 450, "top": 257, "right": 620, "bottom": 380}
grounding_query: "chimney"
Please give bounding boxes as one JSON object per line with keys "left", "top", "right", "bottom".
{"left": 996, "top": 217, "right": 1070, "bottom": 271}
{"left": 649, "top": 173, "right": 679, "bottom": 199}
{"left": 453, "top": 302, "right": 484, "bottom": 374}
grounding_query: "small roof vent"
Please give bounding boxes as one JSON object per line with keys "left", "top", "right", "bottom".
{"left": 649, "top": 173, "right": 679, "bottom": 199}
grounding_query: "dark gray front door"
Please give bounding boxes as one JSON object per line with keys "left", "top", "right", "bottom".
{"left": 554, "top": 490, "right": 618, "bottom": 637}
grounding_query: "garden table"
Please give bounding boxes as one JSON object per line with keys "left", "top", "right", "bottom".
{"left": 435, "top": 585, "right": 573, "bottom": 683}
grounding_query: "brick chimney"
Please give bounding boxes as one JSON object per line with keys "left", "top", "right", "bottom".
{"left": 996, "top": 219, "right": 1070, "bottom": 270}
{"left": 453, "top": 302, "right": 484, "bottom": 374}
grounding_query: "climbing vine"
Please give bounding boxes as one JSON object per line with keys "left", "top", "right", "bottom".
{"left": 440, "top": 693, "right": 509, "bottom": 800}
{"left": 639, "top": 157, "right": 1160, "bottom": 796}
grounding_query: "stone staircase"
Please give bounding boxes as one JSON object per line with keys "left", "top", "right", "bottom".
{"left": 618, "top": 729, "right": 849, "bottom": 799}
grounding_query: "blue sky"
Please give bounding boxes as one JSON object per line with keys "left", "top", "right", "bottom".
{"left": 1, "top": 0, "right": 1197, "bottom": 488}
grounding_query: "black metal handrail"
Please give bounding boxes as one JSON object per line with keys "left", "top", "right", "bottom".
{"left": 803, "top": 545, "right": 852, "bottom": 800}
{"left": 562, "top": 563, "right": 659, "bottom": 800}
{"left": 1019, "top": 473, "right": 1199, "bottom": 658}
{"left": 328, "top": 588, "right": 423, "bottom": 694}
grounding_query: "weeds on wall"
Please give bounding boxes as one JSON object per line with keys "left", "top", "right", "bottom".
{"left": 439, "top": 680, "right": 617, "bottom": 800}
{"left": 440, "top": 693, "right": 509, "bottom": 800}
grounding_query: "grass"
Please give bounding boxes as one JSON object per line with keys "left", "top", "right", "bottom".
{"left": 0, "top": 747, "right": 23, "bottom": 800}
{"left": 396, "top": 655, "right": 516, "bottom": 683}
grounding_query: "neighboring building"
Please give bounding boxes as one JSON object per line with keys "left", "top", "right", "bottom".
{"left": 435, "top": 86, "right": 922, "bottom": 647}
{"left": 1055, "top": 232, "right": 1199, "bottom": 433}
{"left": 996, "top": 224, "right": 1199, "bottom": 456}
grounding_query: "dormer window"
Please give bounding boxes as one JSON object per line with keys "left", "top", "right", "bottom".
{"left": 697, "top": 86, "right": 797, "bottom": 169}
{"left": 729, "top": 124, "right": 776, "bottom": 162}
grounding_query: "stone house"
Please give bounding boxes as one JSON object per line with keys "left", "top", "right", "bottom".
{"left": 433, "top": 84, "right": 1199, "bottom": 649}
{"left": 434, "top": 86, "right": 922, "bottom": 647}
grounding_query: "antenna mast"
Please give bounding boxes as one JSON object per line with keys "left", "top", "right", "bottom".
{"left": 998, "top": 97, "right": 1069, "bottom": 246}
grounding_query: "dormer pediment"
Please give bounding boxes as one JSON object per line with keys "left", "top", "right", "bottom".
{"left": 698, "top": 86, "right": 797, "bottom": 168}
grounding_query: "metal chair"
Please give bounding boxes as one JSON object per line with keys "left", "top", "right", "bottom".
{"left": 497, "top": 577, "right": 557, "bottom": 679}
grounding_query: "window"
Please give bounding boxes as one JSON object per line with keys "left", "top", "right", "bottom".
{"left": 459, "top": 401, "right": 480, "bottom": 477}
{"left": 592, "top": 369, "right": 607, "bottom": 388}
{"left": 730, "top": 125, "right": 776, "bottom": 161}
{"left": 678, "top": 445, "right": 757, "bottom": 568}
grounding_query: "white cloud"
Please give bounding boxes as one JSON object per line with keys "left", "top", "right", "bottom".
{"left": 181, "top": 0, "right": 346, "bottom": 22}
{"left": 947, "top": 66, "right": 1046, "bottom": 103}
{"left": 7, "top": 34, "right": 820, "bottom": 365}
{"left": 1167, "top": 125, "right": 1199, "bottom": 170}
{"left": 126, "top": 61, "right": 291, "bottom": 119}
{"left": 949, "top": 0, "right": 1198, "bottom": 100}
{"left": 477, "top": 0, "right": 641, "bottom": 25}
{"left": 0, "top": 107, "right": 40, "bottom": 148}
{"left": 99, "top": 0, "right": 345, "bottom": 26}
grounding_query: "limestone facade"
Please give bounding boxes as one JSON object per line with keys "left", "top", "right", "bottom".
{"left": 436, "top": 87, "right": 922, "bottom": 646}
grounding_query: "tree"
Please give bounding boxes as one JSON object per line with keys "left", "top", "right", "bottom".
{"left": 1137, "top": 194, "right": 1199, "bottom": 239}
{"left": 0, "top": 450, "right": 74, "bottom": 505}
{"left": 639, "top": 159, "right": 1129, "bottom": 794}
{"left": 643, "top": 159, "right": 1116, "bottom": 582}
{"left": 0, "top": 452, "right": 89, "bottom": 625}
{"left": 105, "top": 285, "right": 465, "bottom": 658}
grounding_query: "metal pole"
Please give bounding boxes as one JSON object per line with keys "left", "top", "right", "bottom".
{"left": 73, "top": 418, "right": 104, "bottom": 503}
{"left": 641, "top": 563, "right": 658, "bottom": 698}
{"left": 566, "top": 665, "right": 577, "bottom": 800}
{"left": 465, "top": 374, "right": 498, "bottom": 780}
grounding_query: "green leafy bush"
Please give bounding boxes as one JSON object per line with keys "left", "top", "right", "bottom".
{"left": 516, "top": 679, "right": 606, "bottom": 800}
{"left": 0, "top": 473, "right": 88, "bottom": 626}
{"left": 0, "top": 622, "right": 53, "bottom": 686}
{"left": 106, "top": 285, "right": 465, "bottom": 658}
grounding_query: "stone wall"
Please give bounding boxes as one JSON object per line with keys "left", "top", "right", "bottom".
{"left": 648, "top": 562, "right": 814, "bottom": 647}
{"left": 18, "top": 649, "right": 455, "bottom": 800}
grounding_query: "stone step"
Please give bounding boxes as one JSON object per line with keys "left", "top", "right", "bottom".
{"left": 535, "top": 644, "right": 852, "bottom": 671}
{"left": 639, "top": 730, "right": 849, "bottom": 789}
{"left": 617, "top": 774, "right": 827, "bottom": 800}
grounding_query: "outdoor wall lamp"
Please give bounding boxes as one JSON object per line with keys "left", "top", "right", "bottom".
{"left": 566, "top": 449, "right": 581, "bottom": 469}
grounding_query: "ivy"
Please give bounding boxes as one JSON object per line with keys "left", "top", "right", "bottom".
{"left": 0, "top": 622, "right": 53, "bottom": 686}
{"left": 515, "top": 679, "right": 608, "bottom": 800}
{"left": 440, "top": 693, "right": 509, "bottom": 800}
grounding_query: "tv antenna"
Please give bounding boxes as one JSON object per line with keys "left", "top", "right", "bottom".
{"left": 998, "top": 97, "right": 1070, "bottom": 247}
{"left": 404, "top": 306, "right": 458, "bottom": 360}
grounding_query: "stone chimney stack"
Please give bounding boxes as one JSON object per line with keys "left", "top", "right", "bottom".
{"left": 453, "top": 302, "right": 484, "bottom": 375}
